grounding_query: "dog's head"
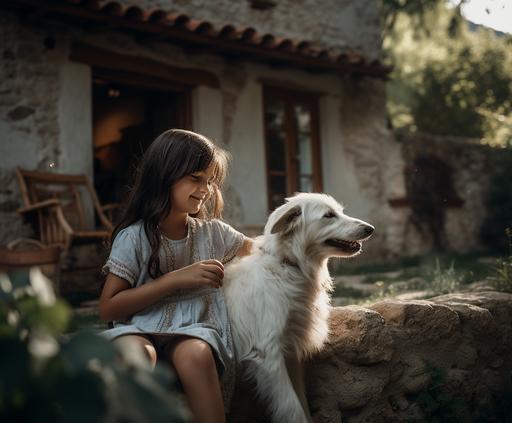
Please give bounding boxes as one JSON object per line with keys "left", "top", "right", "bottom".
{"left": 264, "top": 193, "right": 374, "bottom": 260}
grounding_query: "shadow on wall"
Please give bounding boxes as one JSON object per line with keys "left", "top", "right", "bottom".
{"left": 405, "top": 154, "right": 463, "bottom": 251}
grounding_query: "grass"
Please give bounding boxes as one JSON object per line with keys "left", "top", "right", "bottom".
{"left": 333, "top": 285, "right": 369, "bottom": 299}
{"left": 66, "top": 247, "right": 512, "bottom": 331}
{"left": 338, "top": 250, "right": 499, "bottom": 278}
{"left": 333, "top": 250, "right": 509, "bottom": 305}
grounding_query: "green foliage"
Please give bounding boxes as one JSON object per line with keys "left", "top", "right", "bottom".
{"left": 414, "top": 362, "right": 467, "bottom": 423}
{"left": 381, "top": 0, "right": 448, "bottom": 38}
{"left": 488, "top": 229, "right": 512, "bottom": 292}
{"left": 428, "top": 259, "right": 463, "bottom": 294}
{"left": 385, "top": 2, "right": 512, "bottom": 147}
{"left": 333, "top": 251, "right": 503, "bottom": 306}
{"left": 474, "top": 371, "right": 512, "bottom": 422}
{"left": 489, "top": 257, "right": 512, "bottom": 292}
{"left": 412, "top": 41, "right": 512, "bottom": 140}
{"left": 358, "top": 257, "right": 464, "bottom": 303}
{"left": 0, "top": 269, "right": 188, "bottom": 423}
{"left": 332, "top": 284, "right": 368, "bottom": 299}
{"left": 481, "top": 152, "right": 512, "bottom": 249}
{"left": 414, "top": 363, "right": 512, "bottom": 422}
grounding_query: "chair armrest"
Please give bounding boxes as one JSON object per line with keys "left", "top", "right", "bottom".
{"left": 18, "top": 198, "right": 74, "bottom": 237}
{"left": 100, "top": 203, "right": 120, "bottom": 212}
{"left": 17, "top": 199, "right": 62, "bottom": 214}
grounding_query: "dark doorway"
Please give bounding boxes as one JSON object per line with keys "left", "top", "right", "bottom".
{"left": 92, "top": 71, "right": 192, "bottom": 209}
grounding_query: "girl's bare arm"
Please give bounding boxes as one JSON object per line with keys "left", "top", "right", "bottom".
{"left": 99, "top": 259, "right": 224, "bottom": 321}
{"left": 237, "top": 237, "right": 254, "bottom": 257}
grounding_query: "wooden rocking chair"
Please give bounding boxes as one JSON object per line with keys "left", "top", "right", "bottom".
{"left": 15, "top": 167, "right": 119, "bottom": 272}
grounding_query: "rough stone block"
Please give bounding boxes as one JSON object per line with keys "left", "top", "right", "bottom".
{"left": 319, "top": 305, "right": 394, "bottom": 365}
{"left": 369, "top": 299, "right": 460, "bottom": 342}
{"left": 7, "top": 105, "right": 34, "bottom": 121}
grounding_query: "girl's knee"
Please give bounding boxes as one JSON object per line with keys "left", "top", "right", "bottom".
{"left": 114, "top": 334, "right": 158, "bottom": 368}
{"left": 170, "top": 338, "right": 217, "bottom": 373}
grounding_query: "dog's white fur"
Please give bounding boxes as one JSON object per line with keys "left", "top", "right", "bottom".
{"left": 223, "top": 193, "right": 374, "bottom": 423}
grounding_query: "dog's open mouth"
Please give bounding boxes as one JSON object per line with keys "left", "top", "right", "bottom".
{"left": 325, "top": 238, "right": 362, "bottom": 253}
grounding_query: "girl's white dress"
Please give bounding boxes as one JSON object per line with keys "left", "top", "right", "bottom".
{"left": 101, "top": 217, "right": 245, "bottom": 409}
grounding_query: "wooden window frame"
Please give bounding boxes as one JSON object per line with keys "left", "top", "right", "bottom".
{"left": 262, "top": 85, "right": 323, "bottom": 212}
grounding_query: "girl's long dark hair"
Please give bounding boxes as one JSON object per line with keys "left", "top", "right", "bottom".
{"left": 110, "top": 129, "right": 229, "bottom": 279}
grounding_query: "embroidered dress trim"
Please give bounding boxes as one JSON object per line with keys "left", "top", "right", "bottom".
{"left": 159, "top": 302, "right": 177, "bottom": 331}
{"left": 157, "top": 217, "right": 236, "bottom": 410}
{"left": 222, "top": 233, "right": 244, "bottom": 264}
{"left": 220, "top": 296, "right": 236, "bottom": 409}
{"left": 103, "top": 258, "right": 137, "bottom": 285}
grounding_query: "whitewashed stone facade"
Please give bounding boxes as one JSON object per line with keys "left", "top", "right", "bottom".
{"left": 113, "top": 0, "right": 382, "bottom": 60}
{"left": 0, "top": 1, "right": 498, "bottom": 261}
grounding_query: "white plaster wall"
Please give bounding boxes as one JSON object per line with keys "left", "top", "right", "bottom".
{"left": 223, "top": 64, "right": 377, "bottom": 227}
{"left": 319, "top": 95, "right": 374, "bottom": 221}
{"left": 58, "top": 62, "right": 93, "bottom": 178}
{"left": 72, "top": 30, "right": 380, "bottom": 231}
{"left": 0, "top": 13, "right": 388, "bottom": 254}
{"left": 0, "top": 120, "right": 41, "bottom": 171}
{"left": 192, "top": 82, "right": 268, "bottom": 226}
{"left": 192, "top": 86, "right": 223, "bottom": 146}
{"left": 57, "top": 61, "right": 94, "bottom": 224}
{"left": 225, "top": 80, "right": 267, "bottom": 226}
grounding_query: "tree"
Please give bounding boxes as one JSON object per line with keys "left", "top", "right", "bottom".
{"left": 383, "top": 0, "right": 512, "bottom": 147}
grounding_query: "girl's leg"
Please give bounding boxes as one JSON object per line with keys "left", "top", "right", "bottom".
{"left": 167, "top": 336, "right": 225, "bottom": 423}
{"left": 113, "top": 334, "right": 158, "bottom": 369}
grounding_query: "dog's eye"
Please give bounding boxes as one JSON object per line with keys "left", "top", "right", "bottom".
{"left": 323, "top": 211, "right": 336, "bottom": 219}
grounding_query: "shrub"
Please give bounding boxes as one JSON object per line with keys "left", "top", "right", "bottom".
{"left": 488, "top": 228, "right": 512, "bottom": 293}
{"left": 414, "top": 362, "right": 467, "bottom": 422}
{"left": 480, "top": 151, "right": 512, "bottom": 250}
{"left": 428, "top": 259, "right": 463, "bottom": 294}
{"left": 0, "top": 268, "right": 188, "bottom": 423}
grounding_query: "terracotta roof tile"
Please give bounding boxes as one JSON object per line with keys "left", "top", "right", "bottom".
{"left": 3, "top": 0, "right": 391, "bottom": 77}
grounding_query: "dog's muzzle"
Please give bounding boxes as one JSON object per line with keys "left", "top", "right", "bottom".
{"left": 325, "top": 238, "right": 362, "bottom": 253}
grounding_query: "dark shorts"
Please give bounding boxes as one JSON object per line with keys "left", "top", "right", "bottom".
{"left": 143, "top": 333, "right": 224, "bottom": 377}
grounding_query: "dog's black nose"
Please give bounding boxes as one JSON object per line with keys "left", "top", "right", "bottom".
{"left": 362, "top": 224, "right": 374, "bottom": 237}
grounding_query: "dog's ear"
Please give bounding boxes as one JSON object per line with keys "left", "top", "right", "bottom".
{"left": 270, "top": 205, "right": 302, "bottom": 235}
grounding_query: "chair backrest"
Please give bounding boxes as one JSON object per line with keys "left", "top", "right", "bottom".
{"left": 16, "top": 167, "right": 112, "bottom": 231}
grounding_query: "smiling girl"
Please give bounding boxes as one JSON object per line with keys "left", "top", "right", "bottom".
{"left": 99, "top": 129, "right": 252, "bottom": 423}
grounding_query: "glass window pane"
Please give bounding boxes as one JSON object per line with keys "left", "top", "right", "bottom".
{"left": 267, "top": 130, "right": 286, "bottom": 171}
{"left": 297, "top": 132, "right": 313, "bottom": 174}
{"left": 269, "top": 175, "right": 287, "bottom": 210}
{"left": 299, "top": 176, "right": 313, "bottom": 193}
{"left": 294, "top": 104, "right": 311, "bottom": 133}
{"left": 266, "top": 98, "right": 285, "bottom": 130}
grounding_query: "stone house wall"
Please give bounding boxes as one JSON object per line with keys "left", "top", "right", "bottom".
{"left": 0, "top": 12, "right": 93, "bottom": 243}
{"left": 112, "top": 0, "right": 382, "bottom": 59}
{"left": 0, "top": 6, "right": 396, "bottom": 264}
{"left": 386, "top": 134, "right": 499, "bottom": 257}
{"left": 2, "top": 2, "right": 499, "bottom": 261}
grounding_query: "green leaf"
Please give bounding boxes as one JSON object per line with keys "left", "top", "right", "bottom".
{"left": 60, "top": 332, "right": 117, "bottom": 370}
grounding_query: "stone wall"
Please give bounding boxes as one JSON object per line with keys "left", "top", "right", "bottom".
{"left": 0, "top": 12, "right": 66, "bottom": 243}
{"left": 0, "top": 10, "right": 391, "bottom": 256}
{"left": 334, "top": 88, "right": 503, "bottom": 261}
{"left": 335, "top": 77, "right": 400, "bottom": 262}
{"left": 229, "top": 290, "right": 512, "bottom": 422}
{"left": 5, "top": 6, "right": 501, "bottom": 262}
{"left": 392, "top": 135, "right": 498, "bottom": 257}
{"left": 111, "top": 0, "right": 382, "bottom": 60}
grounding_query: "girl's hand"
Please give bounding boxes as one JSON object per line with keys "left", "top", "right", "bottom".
{"left": 171, "top": 259, "right": 224, "bottom": 290}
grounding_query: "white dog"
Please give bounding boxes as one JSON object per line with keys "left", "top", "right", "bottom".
{"left": 223, "top": 193, "right": 374, "bottom": 423}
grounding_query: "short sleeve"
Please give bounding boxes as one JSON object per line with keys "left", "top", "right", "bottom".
{"left": 211, "top": 219, "right": 245, "bottom": 264}
{"left": 102, "top": 226, "right": 142, "bottom": 286}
